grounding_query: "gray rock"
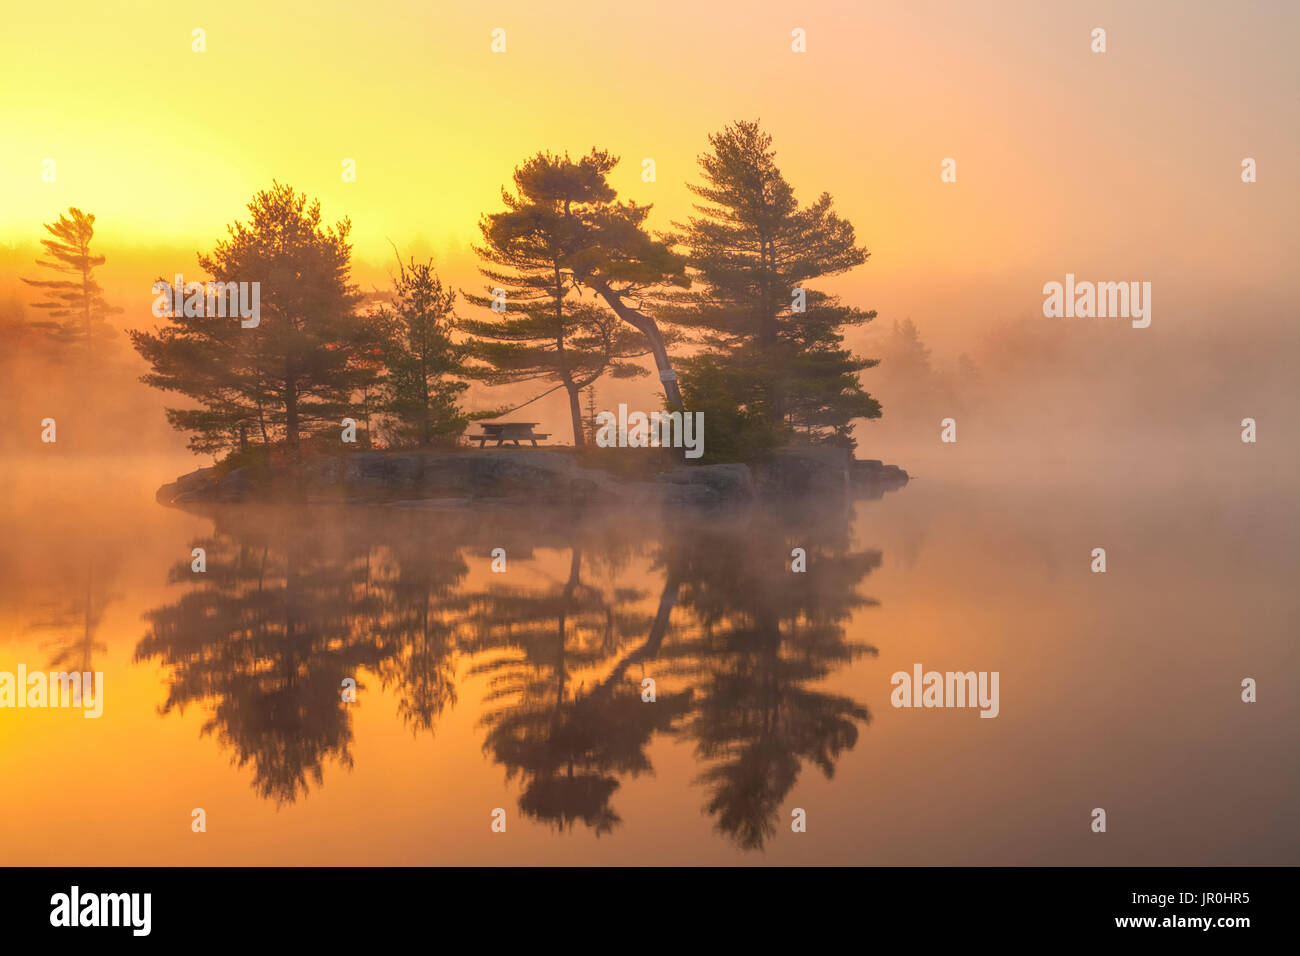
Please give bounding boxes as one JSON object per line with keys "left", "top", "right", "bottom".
{"left": 850, "top": 457, "right": 910, "bottom": 500}
{"left": 753, "top": 447, "right": 852, "bottom": 497}
{"left": 655, "top": 463, "right": 755, "bottom": 504}
{"left": 155, "top": 466, "right": 217, "bottom": 504}
{"left": 851, "top": 457, "right": 910, "bottom": 482}
{"left": 155, "top": 448, "right": 905, "bottom": 509}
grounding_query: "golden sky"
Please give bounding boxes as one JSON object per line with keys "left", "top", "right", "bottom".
{"left": 3, "top": 0, "right": 1296, "bottom": 347}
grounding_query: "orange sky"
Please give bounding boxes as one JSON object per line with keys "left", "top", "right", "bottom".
{"left": 3, "top": 0, "right": 1296, "bottom": 420}
{"left": 2, "top": 4, "right": 1296, "bottom": 862}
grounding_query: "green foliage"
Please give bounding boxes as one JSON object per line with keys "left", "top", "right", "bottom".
{"left": 130, "top": 182, "right": 372, "bottom": 455}
{"left": 213, "top": 442, "right": 272, "bottom": 478}
{"left": 461, "top": 151, "right": 651, "bottom": 445}
{"left": 667, "top": 121, "right": 882, "bottom": 451}
{"left": 677, "top": 354, "right": 789, "bottom": 464}
{"left": 371, "top": 257, "right": 470, "bottom": 447}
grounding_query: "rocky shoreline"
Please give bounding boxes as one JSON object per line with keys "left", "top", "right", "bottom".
{"left": 156, "top": 447, "right": 909, "bottom": 510}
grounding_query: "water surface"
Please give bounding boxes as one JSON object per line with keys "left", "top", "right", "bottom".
{"left": 1, "top": 456, "right": 1295, "bottom": 864}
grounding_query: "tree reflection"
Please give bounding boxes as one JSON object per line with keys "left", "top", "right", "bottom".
{"left": 36, "top": 559, "right": 116, "bottom": 674}
{"left": 652, "top": 512, "right": 880, "bottom": 849}
{"left": 462, "top": 546, "right": 691, "bottom": 834}
{"left": 137, "top": 502, "right": 881, "bottom": 849}
{"left": 136, "top": 510, "right": 390, "bottom": 804}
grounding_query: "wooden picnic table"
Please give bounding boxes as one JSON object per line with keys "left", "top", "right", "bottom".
{"left": 472, "top": 422, "right": 551, "bottom": 447}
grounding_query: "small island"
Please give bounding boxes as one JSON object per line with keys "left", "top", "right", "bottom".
{"left": 156, "top": 446, "right": 908, "bottom": 510}
{"left": 122, "top": 123, "right": 907, "bottom": 510}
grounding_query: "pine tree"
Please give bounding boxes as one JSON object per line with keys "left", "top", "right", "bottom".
{"left": 870, "top": 318, "right": 939, "bottom": 428}
{"left": 461, "top": 152, "right": 651, "bottom": 446}
{"left": 22, "top": 207, "right": 122, "bottom": 356}
{"left": 548, "top": 157, "right": 689, "bottom": 409}
{"left": 669, "top": 121, "right": 881, "bottom": 451}
{"left": 372, "top": 257, "right": 470, "bottom": 447}
{"left": 885, "top": 318, "right": 932, "bottom": 378}
{"left": 130, "top": 183, "right": 372, "bottom": 456}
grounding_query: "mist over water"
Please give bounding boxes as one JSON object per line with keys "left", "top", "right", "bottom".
{"left": 3, "top": 0, "right": 1295, "bottom": 858}
{"left": 4, "top": 192, "right": 1297, "bottom": 863}
{"left": 2, "top": 443, "right": 1294, "bottom": 864}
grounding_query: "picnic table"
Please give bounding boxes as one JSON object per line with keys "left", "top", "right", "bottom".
{"left": 472, "top": 422, "right": 550, "bottom": 447}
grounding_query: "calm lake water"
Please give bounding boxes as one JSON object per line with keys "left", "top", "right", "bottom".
{"left": 2, "top": 454, "right": 1296, "bottom": 864}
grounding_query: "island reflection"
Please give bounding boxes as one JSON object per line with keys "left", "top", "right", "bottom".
{"left": 136, "top": 503, "right": 882, "bottom": 850}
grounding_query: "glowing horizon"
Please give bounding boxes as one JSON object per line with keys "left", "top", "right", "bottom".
{"left": 4, "top": 0, "right": 1297, "bottom": 439}
{"left": 4, "top": 1, "right": 1294, "bottom": 300}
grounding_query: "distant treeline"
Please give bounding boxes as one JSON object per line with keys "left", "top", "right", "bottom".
{"left": 0, "top": 208, "right": 180, "bottom": 453}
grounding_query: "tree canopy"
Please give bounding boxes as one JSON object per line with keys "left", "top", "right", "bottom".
{"left": 669, "top": 121, "right": 881, "bottom": 456}
{"left": 461, "top": 151, "right": 653, "bottom": 446}
{"left": 130, "top": 183, "right": 371, "bottom": 455}
{"left": 370, "top": 256, "right": 470, "bottom": 448}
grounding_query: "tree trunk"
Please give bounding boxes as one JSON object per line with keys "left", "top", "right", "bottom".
{"left": 82, "top": 563, "right": 95, "bottom": 673}
{"left": 82, "top": 259, "right": 93, "bottom": 359}
{"left": 256, "top": 394, "right": 270, "bottom": 447}
{"left": 284, "top": 378, "right": 299, "bottom": 450}
{"left": 420, "top": 357, "right": 432, "bottom": 446}
{"left": 555, "top": 548, "right": 582, "bottom": 706}
{"left": 600, "top": 570, "right": 680, "bottom": 689}
{"left": 566, "top": 382, "right": 584, "bottom": 447}
{"left": 584, "top": 277, "right": 683, "bottom": 409}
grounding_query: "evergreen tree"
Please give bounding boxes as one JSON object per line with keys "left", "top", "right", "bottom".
{"left": 130, "top": 183, "right": 371, "bottom": 456}
{"left": 462, "top": 152, "right": 651, "bottom": 446}
{"left": 669, "top": 121, "right": 881, "bottom": 451}
{"left": 548, "top": 157, "right": 689, "bottom": 409}
{"left": 372, "top": 257, "right": 470, "bottom": 447}
{"left": 870, "top": 318, "right": 942, "bottom": 428}
{"left": 884, "top": 318, "right": 933, "bottom": 378}
{"left": 22, "top": 207, "right": 121, "bottom": 356}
